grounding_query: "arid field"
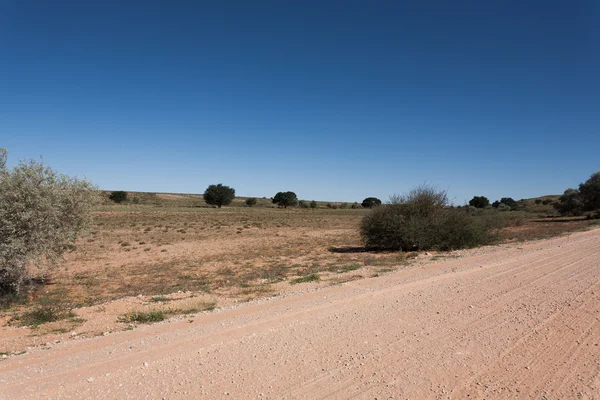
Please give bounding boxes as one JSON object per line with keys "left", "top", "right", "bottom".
{"left": 1, "top": 193, "right": 597, "bottom": 354}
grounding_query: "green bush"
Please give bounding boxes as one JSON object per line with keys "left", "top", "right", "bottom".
{"left": 203, "top": 184, "right": 235, "bottom": 208}
{"left": 496, "top": 203, "right": 511, "bottom": 211}
{"left": 535, "top": 199, "right": 543, "bottom": 205}
{"left": 0, "top": 149, "right": 98, "bottom": 300}
{"left": 309, "top": 200, "right": 317, "bottom": 209}
{"left": 245, "top": 198, "right": 257, "bottom": 207}
{"left": 273, "top": 192, "right": 298, "bottom": 208}
{"left": 298, "top": 200, "right": 309, "bottom": 209}
{"left": 554, "top": 188, "right": 583, "bottom": 216}
{"left": 469, "top": 196, "right": 490, "bottom": 208}
{"left": 579, "top": 172, "right": 600, "bottom": 211}
{"left": 360, "top": 185, "right": 498, "bottom": 251}
{"left": 362, "top": 197, "right": 382, "bottom": 208}
{"left": 351, "top": 202, "right": 361, "bottom": 209}
{"left": 109, "top": 190, "right": 127, "bottom": 203}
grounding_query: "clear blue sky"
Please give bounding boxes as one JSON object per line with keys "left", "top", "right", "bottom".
{"left": 1, "top": 1, "right": 598, "bottom": 203}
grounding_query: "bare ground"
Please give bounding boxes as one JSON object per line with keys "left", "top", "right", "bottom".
{"left": 1, "top": 228, "right": 599, "bottom": 399}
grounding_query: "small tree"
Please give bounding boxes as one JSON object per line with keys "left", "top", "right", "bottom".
{"left": 273, "top": 191, "right": 298, "bottom": 208}
{"left": 109, "top": 190, "right": 128, "bottom": 203}
{"left": 298, "top": 200, "right": 309, "bottom": 209}
{"left": 0, "top": 149, "right": 98, "bottom": 300}
{"left": 203, "top": 184, "right": 235, "bottom": 208}
{"left": 309, "top": 200, "right": 317, "bottom": 209}
{"left": 554, "top": 188, "right": 583, "bottom": 216}
{"left": 579, "top": 172, "right": 600, "bottom": 211}
{"left": 468, "top": 196, "right": 490, "bottom": 209}
{"left": 535, "top": 199, "right": 543, "bottom": 205}
{"left": 500, "top": 197, "right": 517, "bottom": 209}
{"left": 361, "top": 197, "right": 382, "bottom": 209}
{"left": 245, "top": 198, "right": 257, "bottom": 207}
{"left": 351, "top": 202, "right": 361, "bottom": 209}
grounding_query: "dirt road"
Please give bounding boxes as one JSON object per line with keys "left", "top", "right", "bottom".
{"left": 2, "top": 229, "right": 599, "bottom": 399}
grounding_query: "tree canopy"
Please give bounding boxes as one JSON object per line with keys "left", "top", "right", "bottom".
{"left": 468, "top": 196, "right": 490, "bottom": 209}
{"left": 273, "top": 191, "right": 298, "bottom": 208}
{"left": 203, "top": 184, "right": 235, "bottom": 208}
{"left": 361, "top": 197, "right": 382, "bottom": 208}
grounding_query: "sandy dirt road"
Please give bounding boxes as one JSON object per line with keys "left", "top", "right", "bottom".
{"left": 1, "top": 229, "right": 599, "bottom": 399}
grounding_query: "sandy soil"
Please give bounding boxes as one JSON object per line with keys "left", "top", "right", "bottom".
{"left": 1, "top": 228, "right": 599, "bottom": 399}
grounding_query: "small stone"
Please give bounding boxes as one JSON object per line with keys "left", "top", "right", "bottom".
{"left": 143, "top": 362, "right": 149, "bottom": 367}
{"left": 86, "top": 377, "right": 95, "bottom": 383}
{"left": 71, "top": 332, "right": 77, "bottom": 337}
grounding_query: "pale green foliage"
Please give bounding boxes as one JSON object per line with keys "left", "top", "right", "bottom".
{"left": 0, "top": 150, "right": 99, "bottom": 299}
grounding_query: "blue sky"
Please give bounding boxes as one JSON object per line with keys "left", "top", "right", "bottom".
{"left": 1, "top": 1, "right": 598, "bottom": 204}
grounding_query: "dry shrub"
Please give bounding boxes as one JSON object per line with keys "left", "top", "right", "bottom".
{"left": 0, "top": 149, "right": 99, "bottom": 301}
{"left": 361, "top": 185, "right": 499, "bottom": 251}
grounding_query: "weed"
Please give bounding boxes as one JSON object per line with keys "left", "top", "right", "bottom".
{"left": 328, "top": 263, "right": 361, "bottom": 273}
{"left": 118, "top": 311, "right": 165, "bottom": 323}
{"left": 291, "top": 273, "right": 320, "bottom": 284}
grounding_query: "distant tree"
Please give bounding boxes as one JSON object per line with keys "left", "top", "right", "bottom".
{"left": 554, "top": 188, "right": 584, "bottom": 216}
{"left": 0, "top": 149, "right": 98, "bottom": 300}
{"left": 579, "top": 172, "right": 600, "bottom": 211}
{"left": 203, "top": 184, "right": 235, "bottom": 208}
{"left": 298, "top": 200, "right": 309, "bottom": 209}
{"left": 361, "top": 197, "right": 382, "bottom": 209}
{"left": 535, "top": 199, "right": 543, "bottom": 205}
{"left": 468, "top": 196, "right": 490, "bottom": 209}
{"left": 109, "top": 191, "right": 128, "bottom": 203}
{"left": 272, "top": 191, "right": 298, "bottom": 208}
{"left": 351, "top": 202, "right": 361, "bottom": 209}
{"left": 245, "top": 198, "right": 257, "bottom": 207}
{"left": 309, "top": 200, "right": 317, "bottom": 209}
{"left": 491, "top": 200, "right": 501, "bottom": 208}
{"left": 500, "top": 197, "right": 517, "bottom": 209}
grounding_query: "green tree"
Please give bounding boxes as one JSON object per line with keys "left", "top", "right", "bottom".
{"left": 468, "top": 196, "right": 490, "bottom": 209}
{"left": 245, "top": 198, "right": 257, "bottom": 207}
{"left": 273, "top": 191, "right": 298, "bottom": 208}
{"left": 361, "top": 197, "right": 382, "bottom": 208}
{"left": 309, "top": 200, "right": 317, "bottom": 209}
{"left": 203, "top": 184, "right": 235, "bottom": 208}
{"left": 579, "top": 172, "right": 600, "bottom": 211}
{"left": 554, "top": 188, "right": 583, "bottom": 216}
{"left": 0, "top": 149, "right": 98, "bottom": 300}
{"left": 109, "top": 190, "right": 128, "bottom": 203}
{"left": 500, "top": 197, "right": 517, "bottom": 209}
